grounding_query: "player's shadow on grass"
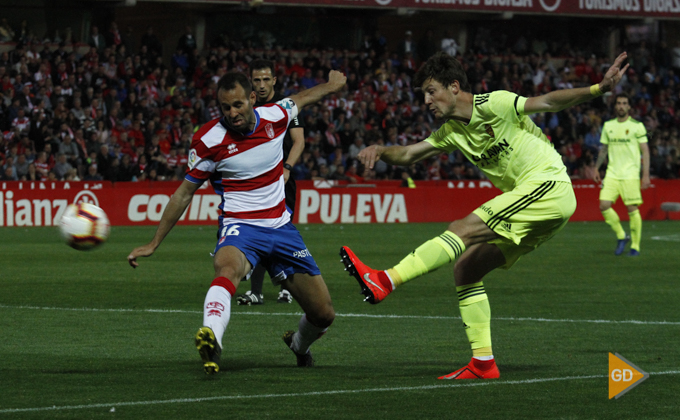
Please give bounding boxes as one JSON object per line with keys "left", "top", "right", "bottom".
{"left": 183, "top": 357, "right": 334, "bottom": 376}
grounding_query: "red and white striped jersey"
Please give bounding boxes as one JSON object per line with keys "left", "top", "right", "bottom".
{"left": 12, "top": 117, "right": 30, "bottom": 132}
{"left": 186, "top": 100, "right": 298, "bottom": 229}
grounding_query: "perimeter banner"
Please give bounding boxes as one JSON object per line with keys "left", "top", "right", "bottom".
{"left": 1, "top": 179, "right": 679, "bottom": 226}
{"left": 253, "top": 0, "right": 680, "bottom": 19}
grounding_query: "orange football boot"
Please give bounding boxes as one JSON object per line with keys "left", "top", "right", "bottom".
{"left": 340, "top": 246, "right": 392, "bottom": 304}
{"left": 438, "top": 358, "right": 500, "bottom": 380}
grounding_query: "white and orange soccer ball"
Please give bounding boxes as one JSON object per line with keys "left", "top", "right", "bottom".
{"left": 59, "top": 203, "right": 110, "bottom": 250}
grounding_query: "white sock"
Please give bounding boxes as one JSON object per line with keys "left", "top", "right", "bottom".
{"left": 473, "top": 355, "right": 494, "bottom": 361}
{"left": 203, "top": 285, "right": 232, "bottom": 348}
{"left": 291, "top": 315, "right": 328, "bottom": 355}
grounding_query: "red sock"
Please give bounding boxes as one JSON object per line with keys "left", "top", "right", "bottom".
{"left": 376, "top": 271, "right": 394, "bottom": 291}
{"left": 211, "top": 276, "right": 236, "bottom": 296}
{"left": 472, "top": 358, "right": 495, "bottom": 371}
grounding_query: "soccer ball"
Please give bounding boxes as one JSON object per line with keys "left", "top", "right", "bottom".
{"left": 59, "top": 203, "right": 110, "bottom": 250}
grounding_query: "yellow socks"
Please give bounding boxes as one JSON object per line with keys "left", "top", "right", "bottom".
{"left": 457, "top": 281, "right": 492, "bottom": 356}
{"left": 386, "top": 232, "right": 492, "bottom": 357}
{"left": 388, "top": 231, "right": 465, "bottom": 287}
{"left": 602, "top": 208, "right": 626, "bottom": 240}
{"left": 629, "top": 209, "right": 642, "bottom": 251}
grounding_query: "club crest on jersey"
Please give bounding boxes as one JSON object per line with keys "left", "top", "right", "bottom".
{"left": 485, "top": 124, "right": 495, "bottom": 138}
{"left": 626, "top": 129, "right": 629, "bottom": 135}
{"left": 265, "top": 123, "right": 275, "bottom": 139}
{"left": 228, "top": 143, "right": 238, "bottom": 154}
{"left": 188, "top": 149, "right": 198, "bottom": 168}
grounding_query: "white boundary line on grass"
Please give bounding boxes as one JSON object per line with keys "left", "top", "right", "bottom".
{"left": 0, "top": 304, "right": 679, "bottom": 326}
{"left": 651, "top": 234, "right": 680, "bottom": 242}
{"left": 1, "top": 371, "right": 679, "bottom": 414}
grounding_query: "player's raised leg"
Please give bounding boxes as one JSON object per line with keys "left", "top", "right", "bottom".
{"left": 282, "top": 273, "right": 335, "bottom": 366}
{"left": 439, "top": 243, "right": 505, "bottom": 380}
{"left": 341, "top": 213, "right": 497, "bottom": 304}
{"left": 196, "top": 245, "right": 248, "bottom": 374}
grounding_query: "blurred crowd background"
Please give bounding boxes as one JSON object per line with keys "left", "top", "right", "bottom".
{"left": 1, "top": 2, "right": 679, "bottom": 184}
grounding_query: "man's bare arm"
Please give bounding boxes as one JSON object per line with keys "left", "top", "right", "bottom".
{"left": 288, "top": 70, "right": 346, "bottom": 109}
{"left": 525, "top": 52, "right": 629, "bottom": 114}
{"left": 128, "top": 179, "right": 201, "bottom": 267}
{"left": 358, "top": 141, "right": 442, "bottom": 169}
{"left": 593, "top": 144, "right": 608, "bottom": 183}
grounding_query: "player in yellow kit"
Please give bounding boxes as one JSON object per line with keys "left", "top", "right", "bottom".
{"left": 340, "top": 51, "right": 630, "bottom": 380}
{"left": 594, "top": 94, "right": 650, "bottom": 256}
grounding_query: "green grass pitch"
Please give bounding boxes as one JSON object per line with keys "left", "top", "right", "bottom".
{"left": 1, "top": 221, "right": 679, "bottom": 419}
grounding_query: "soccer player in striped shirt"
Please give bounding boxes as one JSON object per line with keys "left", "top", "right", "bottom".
{"left": 128, "top": 70, "right": 346, "bottom": 374}
{"left": 593, "top": 93, "right": 650, "bottom": 256}
{"left": 235, "top": 59, "right": 306, "bottom": 306}
{"left": 341, "top": 52, "right": 629, "bottom": 380}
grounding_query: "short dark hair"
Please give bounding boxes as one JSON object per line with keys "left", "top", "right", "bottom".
{"left": 217, "top": 71, "right": 252, "bottom": 94}
{"left": 615, "top": 93, "right": 630, "bottom": 104}
{"left": 249, "top": 59, "right": 275, "bottom": 77}
{"left": 414, "top": 52, "right": 470, "bottom": 92}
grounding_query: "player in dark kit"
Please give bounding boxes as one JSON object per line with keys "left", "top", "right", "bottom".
{"left": 236, "top": 59, "right": 305, "bottom": 305}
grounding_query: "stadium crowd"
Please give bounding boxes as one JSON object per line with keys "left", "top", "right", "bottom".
{"left": 1, "top": 19, "right": 680, "bottom": 184}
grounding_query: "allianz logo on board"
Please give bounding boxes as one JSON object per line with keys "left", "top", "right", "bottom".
{"left": 0, "top": 189, "right": 100, "bottom": 227}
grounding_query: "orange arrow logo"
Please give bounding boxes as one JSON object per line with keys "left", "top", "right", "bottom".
{"left": 609, "top": 353, "right": 649, "bottom": 399}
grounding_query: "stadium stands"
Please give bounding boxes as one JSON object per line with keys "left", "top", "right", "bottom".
{"left": 1, "top": 18, "right": 679, "bottom": 184}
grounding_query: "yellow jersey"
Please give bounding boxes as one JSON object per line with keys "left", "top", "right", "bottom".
{"left": 425, "top": 91, "right": 570, "bottom": 192}
{"left": 600, "top": 116, "right": 647, "bottom": 180}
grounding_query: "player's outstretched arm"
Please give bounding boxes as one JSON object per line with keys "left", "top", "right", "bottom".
{"left": 287, "top": 70, "right": 346, "bottom": 109}
{"left": 525, "top": 52, "right": 629, "bottom": 114}
{"left": 127, "top": 179, "right": 201, "bottom": 268}
{"left": 358, "top": 141, "right": 441, "bottom": 169}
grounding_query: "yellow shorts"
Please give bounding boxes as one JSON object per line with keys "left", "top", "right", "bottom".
{"left": 599, "top": 177, "right": 642, "bottom": 206}
{"left": 472, "top": 180, "right": 576, "bottom": 269}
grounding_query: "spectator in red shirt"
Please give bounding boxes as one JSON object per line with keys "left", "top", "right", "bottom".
{"left": 165, "top": 147, "right": 181, "bottom": 179}
{"left": 117, "top": 131, "right": 135, "bottom": 156}
{"left": 127, "top": 120, "right": 144, "bottom": 144}
{"left": 11, "top": 109, "right": 30, "bottom": 132}
{"left": 176, "top": 147, "right": 188, "bottom": 171}
{"left": 43, "top": 143, "right": 56, "bottom": 166}
{"left": 107, "top": 21, "right": 122, "bottom": 48}
{"left": 157, "top": 129, "right": 172, "bottom": 156}
{"left": 345, "top": 162, "right": 364, "bottom": 184}
{"left": 14, "top": 134, "right": 32, "bottom": 158}
{"left": 289, "top": 56, "right": 306, "bottom": 78}
{"left": 2, "top": 74, "right": 13, "bottom": 91}
{"left": 204, "top": 97, "right": 221, "bottom": 121}
{"left": 34, "top": 151, "right": 50, "bottom": 180}
{"left": 160, "top": 101, "right": 178, "bottom": 121}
